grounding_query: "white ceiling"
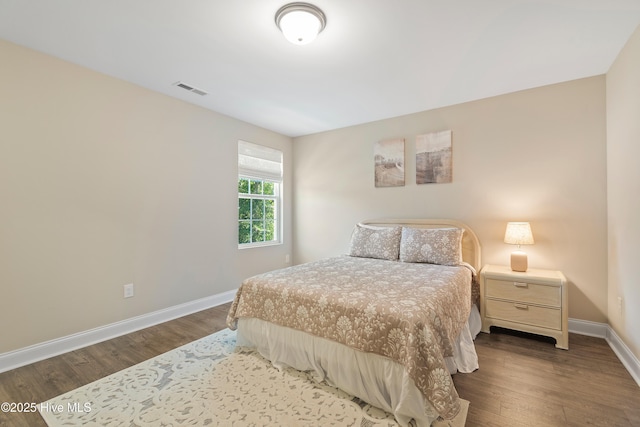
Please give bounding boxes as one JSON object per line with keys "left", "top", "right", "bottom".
{"left": 1, "top": 1, "right": 640, "bottom": 137}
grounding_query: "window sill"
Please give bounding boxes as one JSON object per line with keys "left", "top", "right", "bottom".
{"left": 238, "top": 241, "right": 282, "bottom": 250}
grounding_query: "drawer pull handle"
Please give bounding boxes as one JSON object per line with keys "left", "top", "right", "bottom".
{"left": 514, "top": 282, "right": 528, "bottom": 288}
{"left": 514, "top": 303, "right": 529, "bottom": 310}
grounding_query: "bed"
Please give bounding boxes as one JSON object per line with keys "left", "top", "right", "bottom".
{"left": 227, "top": 219, "right": 482, "bottom": 426}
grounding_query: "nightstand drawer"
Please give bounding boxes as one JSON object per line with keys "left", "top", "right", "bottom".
{"left": 485, "top": 299, "right": 561, "bottom": 330}
{"left": 485, "top": 278, "right": 561, "bottom": 307}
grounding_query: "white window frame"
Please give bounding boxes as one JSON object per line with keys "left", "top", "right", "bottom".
{"left": 238, "top": 141, "right": 283, "bottom": 249}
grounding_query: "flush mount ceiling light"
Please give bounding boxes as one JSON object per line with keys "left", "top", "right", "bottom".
{"left": 275, "top": 2, "right": 326, "bottom": 45}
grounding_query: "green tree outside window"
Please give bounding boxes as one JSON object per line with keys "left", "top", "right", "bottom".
{"left": 238, "top": 177, "right": 279, "bottom": 245}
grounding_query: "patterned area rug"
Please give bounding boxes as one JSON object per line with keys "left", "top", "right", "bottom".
{"left": 39, "top": 329, "right": 468, "bottom": 426}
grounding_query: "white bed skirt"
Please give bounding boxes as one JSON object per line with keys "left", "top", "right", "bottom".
{"left": 236, "top": 305, "right": 481, "bottom": 427}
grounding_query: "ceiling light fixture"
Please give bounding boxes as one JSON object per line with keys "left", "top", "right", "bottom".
{"left": 275, "top": 2, "right": 326, "bottom": 45}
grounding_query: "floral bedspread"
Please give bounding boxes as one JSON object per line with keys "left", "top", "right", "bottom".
{"left": 226, "top": 255, "right": 473, "bottom": 420}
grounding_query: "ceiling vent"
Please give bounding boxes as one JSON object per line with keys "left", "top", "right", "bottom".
{"left": 173, "top": 81, "right": 207, "bottom": 96}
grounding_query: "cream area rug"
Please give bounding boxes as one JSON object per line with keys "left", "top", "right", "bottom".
{"left": 39, "top": 329, "right": 468, "bottom": 426}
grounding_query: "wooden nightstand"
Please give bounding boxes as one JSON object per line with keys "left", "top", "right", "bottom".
{"left": 480, "top": 264, "right": 568, "bottom": 349}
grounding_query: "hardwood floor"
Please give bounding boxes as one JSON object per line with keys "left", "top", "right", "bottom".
{"left": 1, "top": 304, "right": 638, "bottom": 426}
{"left": 454, "top": 328, "right": 640, "bottom": 426}
{"left": 0, "top": 304, "right": 230, "bottom": 427}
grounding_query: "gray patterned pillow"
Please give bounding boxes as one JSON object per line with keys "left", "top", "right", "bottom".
{"left": 348, "top": 224, "right": 402, "bottom": 260}
{"left": 399, "top": 227, "right": 463, "bottom": 265}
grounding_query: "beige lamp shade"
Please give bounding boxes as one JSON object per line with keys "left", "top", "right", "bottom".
{"left": 504, "top": 222, "right": 535, "bottom": 246}
{"left": 504, "top": 222, "right": 534, "bottom": 272}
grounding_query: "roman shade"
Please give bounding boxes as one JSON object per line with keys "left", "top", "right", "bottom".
{"left": 238, "top": 140, "right": 283, "bottom": 182}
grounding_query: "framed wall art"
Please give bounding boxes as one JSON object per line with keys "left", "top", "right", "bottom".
{"left": 416, "top": 130, "right": 452, "bottom": 184}
{"left": 374, "top": 138, "right": 405, "bottom": 187}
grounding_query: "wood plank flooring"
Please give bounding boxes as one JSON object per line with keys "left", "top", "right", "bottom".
{"left": 1, "top": 304, "right": 638, "bottom": 426}
{"left": 0, "top": 305, "right": 230, "bottom": 427}
{"left": 455, "top": 328, "right": 640, "bottom": 426}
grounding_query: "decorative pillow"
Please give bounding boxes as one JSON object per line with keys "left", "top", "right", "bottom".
{"left": 399, "top": 227, "right": 463, "bottom": 265}
{"left": 348, "top": 224, "right": 402, "bottom": 261}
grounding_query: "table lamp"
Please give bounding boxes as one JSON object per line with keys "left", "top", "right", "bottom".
{"left": 504, "top": 222, "right": 534, "bottom": 272}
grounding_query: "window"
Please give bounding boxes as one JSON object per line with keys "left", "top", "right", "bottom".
{"left": 238, "top": 141, "right": 283, "bottom": 247}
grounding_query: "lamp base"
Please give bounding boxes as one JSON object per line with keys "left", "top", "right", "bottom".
{"left": 510, "top": 251, "right": 528, "bottom": 272}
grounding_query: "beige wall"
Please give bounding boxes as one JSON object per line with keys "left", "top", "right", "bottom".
{"left": 293, "top": 76, "right": 608, "bottom": 323}
{"left": 2, "top": 32, "right": 627, "bottom": 356}
{"left": 607, "top": 25, "right": 640, "bottom": 360}
{"left": 0, "top": 39, "right": 292, "bottom": 354}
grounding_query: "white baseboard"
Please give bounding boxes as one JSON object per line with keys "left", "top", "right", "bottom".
{"left": 606, "top": 327, "right": 640, "bottom": 387}
{"left": 568, "top": 318, "right": 609, "bottom": 338}
{"left": 0, "top": 290, "right": 237, "bottom": 374}
{"left": 569, "top": 318, "right": 640, "bottom": 387}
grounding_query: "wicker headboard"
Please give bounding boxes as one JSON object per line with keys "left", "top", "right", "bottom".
{"left": 360, "top": 218, "right": 482, "bottom": 271}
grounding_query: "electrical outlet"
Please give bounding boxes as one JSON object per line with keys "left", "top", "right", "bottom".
{"left": 285, "top": 254, "right": 290, "bottom": 263}
{"left": 618, "top": 296, "right": 623, "bottom": 314}
{"left": 124, "top": 283, "right": 134, "bottom": 298}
